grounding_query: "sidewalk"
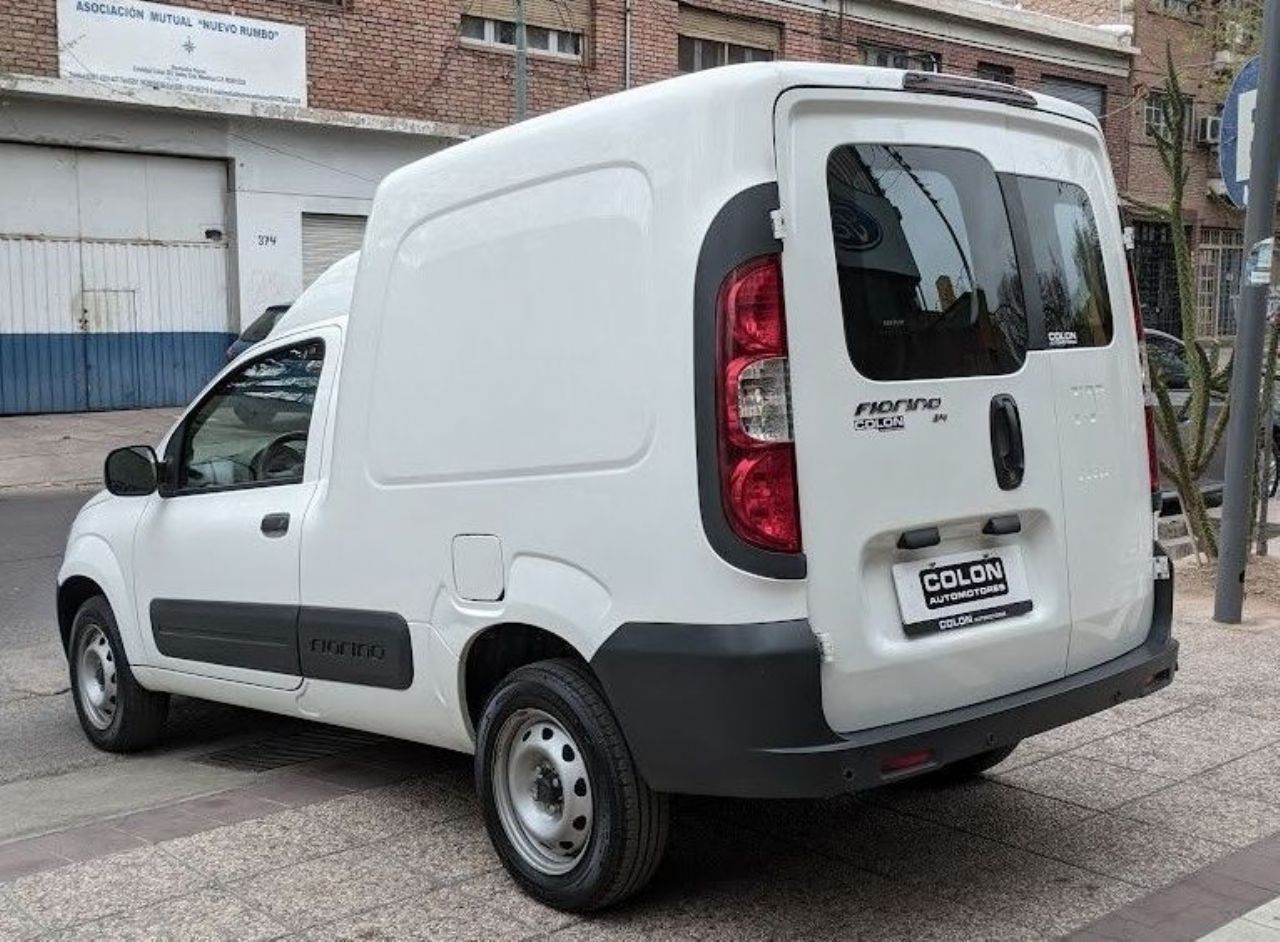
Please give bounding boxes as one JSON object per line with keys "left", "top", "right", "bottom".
{"left": 0, "top": 410, "right": 179, "bottom": 492}
{"left": 0, "top": 589, "right": 1278, "bottom": 939}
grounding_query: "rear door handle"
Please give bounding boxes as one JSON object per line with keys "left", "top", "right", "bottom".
{"left": 897, "top": 526, "right": 941, "bottom": 550}
{"left": 989, "top": 395, "right": 1025, "bottom": 491}
{"left": 982, "top": 514, "right": 1022, "bottom": 535}
{"left": 261, "top": 512, "right": 290, "bottom": 537}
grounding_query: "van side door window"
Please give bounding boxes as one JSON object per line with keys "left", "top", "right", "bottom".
{"left": 175, "top": 340, "right": 325, "bottom": 492}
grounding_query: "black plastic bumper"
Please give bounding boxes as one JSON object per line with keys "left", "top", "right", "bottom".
{"left": 591, "top": 547, "right": 1177, "bottom": 799}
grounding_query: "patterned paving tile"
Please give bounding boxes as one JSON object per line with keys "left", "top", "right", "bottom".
{"left": 297, "top": 884, "right": 536, "bottom": 942}
{"left": 1115, "top": 784, "right": 1280, "bottom": 848}
{"left": 231, "top": 845, "right": 435, "bottom": 930}
{"left": 5, "top": 845, "right": 208, "bottom": 931}
{"left": 159, "top": 807, "right": 356, "bottom": 882}
{"left": 994, "top": 754, "right": 1177, "bottom": 811}
{"left": 48, "top": 887, "right": 287, "bottom": 942}
{"left": 1044, "top": 815, "right": 1230, "bottom": 888}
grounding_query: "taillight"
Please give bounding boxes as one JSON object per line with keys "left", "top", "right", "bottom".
{"left": 716, "top": 255, "right": 801, "bottom": 553}
{"left": 1125, "top": 247, "right": 1160, "bottom": 499}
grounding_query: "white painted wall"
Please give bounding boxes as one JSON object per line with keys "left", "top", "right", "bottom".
{"left": 0, "top": 95, "right": 454, "bottom": 328}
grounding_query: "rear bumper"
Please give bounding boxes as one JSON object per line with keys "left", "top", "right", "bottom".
{"left": 591, "top": 546, "right": 1177, "bottom": 799}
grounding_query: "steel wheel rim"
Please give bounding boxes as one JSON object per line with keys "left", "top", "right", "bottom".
{"left": 76, "top": 623, "right": 118, "bottom": 730}
{"left": 491, "top": 707, "right": 593, "bottom": 875}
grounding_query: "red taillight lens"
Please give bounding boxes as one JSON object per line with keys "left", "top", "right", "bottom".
{"left": 716, "top": 255, "right": 801, "bottom": 554}
{"left": 1125, "top": 245, "right": 1160, "bottom": 498}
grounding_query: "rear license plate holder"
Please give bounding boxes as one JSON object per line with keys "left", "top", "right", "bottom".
{"left": 892, "top": 547, "right": 1032, "bottom": 638}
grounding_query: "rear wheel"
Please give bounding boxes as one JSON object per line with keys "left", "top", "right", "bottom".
{"left": 69, "top": 595, "right": 168, "bottom": 752}
{"left": 924, "top": 743, "right": 1019, "bottom": 784}
{"left": 476, "top": 658, "right": 668, "bottom": 912}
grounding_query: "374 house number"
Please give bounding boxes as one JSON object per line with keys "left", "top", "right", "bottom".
{"left": 257, "top": 234, "right": 278, "bottom": 246}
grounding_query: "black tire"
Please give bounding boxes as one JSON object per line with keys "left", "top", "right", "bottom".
{"left": 475, "top": 658, "right": 669, "bottom": 912}
{"left": 68, "top": 595, "right": 169, "bottom": 752}
{"left": 923, "top": 743, "right": 1019, "bottom": 784}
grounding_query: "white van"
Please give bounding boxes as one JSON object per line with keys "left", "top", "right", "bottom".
{"left": 59, "top": 64, "right": 1176, "bottom": 911}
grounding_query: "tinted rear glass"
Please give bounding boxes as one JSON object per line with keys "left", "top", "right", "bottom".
{"left": 1016, "top": 178, "right": 1113, "bottom": 348}
{"left": 827, "top": 144, "right": 1027, "bottom": 381}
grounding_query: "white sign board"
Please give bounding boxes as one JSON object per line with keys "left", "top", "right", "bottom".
{"left": 57, "top": 0, "right": 306, "bottom": 106}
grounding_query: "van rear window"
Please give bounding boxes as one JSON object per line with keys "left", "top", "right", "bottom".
{"left": 1015, "top": 177, "right": 1113, "bottom": 347}
{"left": 827, "top": 144, "right": 1027, "bottom": 381}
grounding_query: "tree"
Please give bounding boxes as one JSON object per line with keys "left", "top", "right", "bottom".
{"left": 1138, "top": 46, "right": 1233, "bottom": 558}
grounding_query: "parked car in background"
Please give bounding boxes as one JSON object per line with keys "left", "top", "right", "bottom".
{"left": 225, "top": 303, "right": 291, "bottom": 362}
{"left": 1146, "top": 328, "right": 1280, "bottom": 511}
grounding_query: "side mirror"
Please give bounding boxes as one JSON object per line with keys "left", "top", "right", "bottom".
{"left": 104, "top": 446, "right": 159, "bottom": 497}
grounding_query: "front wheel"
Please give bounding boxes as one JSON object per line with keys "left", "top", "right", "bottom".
{"left": 476, "top": 658, "right": 669, "bottom": 912}
{"left": 68, "top": 595, "right": 169, "bottom": 752}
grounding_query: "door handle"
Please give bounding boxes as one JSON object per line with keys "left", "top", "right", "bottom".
{"left": 989, "top": 395, "right": 1025, "bottom": 491}
{"left": 260, "top": 512, "right": 290, "bottom": 537}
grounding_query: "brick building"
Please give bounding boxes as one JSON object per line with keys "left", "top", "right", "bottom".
{"left": 0, "top": 0, "right": 1132, "bottom": 413}
{"left": 1023, "top": 0, "right": 1260, "bottom": 338}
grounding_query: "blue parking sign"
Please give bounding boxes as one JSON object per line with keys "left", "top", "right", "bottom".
{"left": 1220, "top": 56, "right": 1261, "bottom": 209}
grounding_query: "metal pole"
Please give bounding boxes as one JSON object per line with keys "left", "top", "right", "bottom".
{"left": 623, "top": 0, "right": 633, "bottom": 89}
{"left": 1215, "top": 0, "right": 1280, "bottom": 622}
{"left": 514, "top": 0, "right": 528, "bottom": 121}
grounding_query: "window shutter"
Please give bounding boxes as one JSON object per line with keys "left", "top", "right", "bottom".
{"left": 468, "top": 0, "right": 593, "bottom": 33}
{"left": 1039, "top": 76, "right": 1105, "bottom": 118}
{"left": 677, "top": 4, "right": 781, "bottom": 52}
{"left": 301, "top": 214, "right": 367, "bottom": 288}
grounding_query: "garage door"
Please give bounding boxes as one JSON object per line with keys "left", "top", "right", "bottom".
{"left": 301, "top": 214, "right": 367, "bottom": 288}
{"left": 0, "top": 144, "right": 233, "bottom": 415}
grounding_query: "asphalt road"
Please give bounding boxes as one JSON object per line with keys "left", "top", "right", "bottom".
{"left": 0, "top": 489, "right": 292, "bottom": 839}
{"left": 0, "top": 490, "right": 86, "bottom": 650}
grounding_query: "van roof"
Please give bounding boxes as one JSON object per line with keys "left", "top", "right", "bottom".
{"left": 376, "top": 63, "right": 1100, "bottom": 217}
{"left": 272, "top": 251, "right": 358, "bottom": 336}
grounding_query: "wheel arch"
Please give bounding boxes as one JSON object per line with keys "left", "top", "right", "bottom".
{"left": 57, "top": 575, "right": 103, "bottom": 653}
{"left": 461, "top": 622, "right": 588, "bottom": 731}
{"left": 58, "top": 536, "right": 141, "bottom": 659}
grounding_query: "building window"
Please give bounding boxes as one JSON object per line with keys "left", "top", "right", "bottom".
{"left": 461, "top": 15, "right": 583, "bottom": 58}
{"left": 1040, "top": 76, "right": 1106, "bottom": 119}
{"left": 1132, "top": 221, "right": 1184, "bottom": 336}
{"left": 677, "top": 35, "right": 773, "bottom": 71}
{"left": 1196, "top": 228, "right": 1244, "bottom": 336}
{"left": 860, "top": 43, "right": 939, "bottom": 72}
{"left": 976, "top": 62, "right": 1015, "bottom": 84}
{"left": 1145, "top": 91, "right": 1195, "bottom": 139}
{"left": 1152, "top": 0, "right": 1202, "bottom": 18}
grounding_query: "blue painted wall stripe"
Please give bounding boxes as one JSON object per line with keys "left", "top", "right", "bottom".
{"left": 0, "top": 332, "right": 235, "bottom": 415}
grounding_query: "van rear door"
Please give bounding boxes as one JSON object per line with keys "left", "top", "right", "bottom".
{"left": 775, "top": 85, "right": 1087, "bottom": 733}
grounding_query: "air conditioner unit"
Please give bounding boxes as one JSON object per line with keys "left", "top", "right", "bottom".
{"left": 1196, "top": 115, "right": 1221, "bottom": 146}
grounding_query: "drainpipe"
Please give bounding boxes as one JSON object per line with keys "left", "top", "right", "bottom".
{"left": 624, "top": 0, "right": 633, "bottom": 89}
{"left": 515, "top": 0, "right": 528, "bottom": 120}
